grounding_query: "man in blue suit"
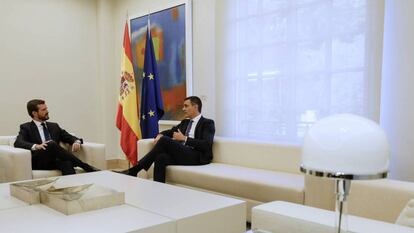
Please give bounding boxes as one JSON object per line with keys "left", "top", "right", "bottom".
{"left": 14, "top": 99, "right": 98, "bottom": 175}
{"left": 119, "top": 96, "right": 215, "bottom": 183}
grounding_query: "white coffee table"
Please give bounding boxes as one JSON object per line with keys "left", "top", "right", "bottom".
{"left": 0, "top": 171, "right": 246, "bottom": 233}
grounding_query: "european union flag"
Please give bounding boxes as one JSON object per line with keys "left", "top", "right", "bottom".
{"left": 140, "top": 26, "right": 164, "bottom": 138}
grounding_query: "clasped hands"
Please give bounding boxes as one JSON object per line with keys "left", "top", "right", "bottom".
{"left": 34, "top": 140, "right": 81, "bottom": 152}
{"left": 153, "top": 129, "right": 187, "bottom": 144}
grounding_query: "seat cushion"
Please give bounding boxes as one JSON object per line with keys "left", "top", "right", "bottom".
{"left": 166, "top": 163, "right": 304, "bottom": 204}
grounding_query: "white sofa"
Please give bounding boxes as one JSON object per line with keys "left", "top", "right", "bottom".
{"left": 137, "top": 136, "right": 414, "bottom": 226}
{"left": 137, "top": 136, "right": 306, "bottom": 220}
{"left": 0, "top": 136, "right": 106, "bottom": 183}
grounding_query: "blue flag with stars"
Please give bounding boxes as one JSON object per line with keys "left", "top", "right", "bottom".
{"left": 140, "top": 25, "right": 164, "bottom": 138}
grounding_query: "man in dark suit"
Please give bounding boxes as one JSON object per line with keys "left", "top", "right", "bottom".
{"left": 120, "top": 96, "right": 215, "bottom": 183}
{"left": 14, "top": 99, "right": 98, "bottom": 175}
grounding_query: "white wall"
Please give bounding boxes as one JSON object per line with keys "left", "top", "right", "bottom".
{"left": 0, "top": 0, "right": 101, "bottom": 142}
{"left": 96, "top": 0, "right": 117, "bottom": 159}
{"left": 380, "top": 0, "right": 414, "bottom": 181}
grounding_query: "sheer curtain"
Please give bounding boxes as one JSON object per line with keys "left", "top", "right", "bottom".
{"left": 216, "top": 0, "right": 384, "bottom": 144}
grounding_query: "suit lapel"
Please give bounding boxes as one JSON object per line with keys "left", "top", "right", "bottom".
{"left": 45, "top": 122, "right": 54, "bottom": 141}
{"left": 30, "top": 121, "right": 42, "bottom": 144}
{"left": 194, "top": 116, "right": 204, "bottom": 139}
{"left": 180, "top": 120, "right": 189, "bottom": 133}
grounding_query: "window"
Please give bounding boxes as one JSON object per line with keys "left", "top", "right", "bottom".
{"left": 216, "top": 0, "right": 384, "bottom": 144}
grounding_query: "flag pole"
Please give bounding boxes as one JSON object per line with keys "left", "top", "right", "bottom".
{"left": 147, "top": 12, "right": 151, "bottom": 33}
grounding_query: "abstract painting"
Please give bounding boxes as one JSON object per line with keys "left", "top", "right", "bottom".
{"left": 130, "top": 3, "right": 191, "bottom": 121}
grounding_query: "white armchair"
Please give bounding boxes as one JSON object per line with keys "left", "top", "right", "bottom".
{"left": 0, "top": 136, "right": 106, "bottom": 183}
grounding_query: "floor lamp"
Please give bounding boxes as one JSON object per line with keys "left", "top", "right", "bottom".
{"left": 300, "top": 114, "right": 390, "bottom": 233}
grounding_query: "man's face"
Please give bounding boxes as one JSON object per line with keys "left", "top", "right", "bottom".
{"left": 33, "top": 104, "right": 49, "bottom": 121}
{"left": 182, "top": 99, "right": 199, "bottom": 119}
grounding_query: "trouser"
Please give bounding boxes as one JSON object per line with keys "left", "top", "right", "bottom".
{"left": 131, "top": 136, "right": 202, "bottom": 182}
{"left": 31, "top": 141, "right": 93, "bottom": 175}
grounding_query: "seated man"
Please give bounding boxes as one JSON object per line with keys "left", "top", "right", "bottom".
{"left": 119, "top": 96, "right": 215, "bottom": 183}
{"left": 14, "top": 99, "right": 98, "bottom": 175}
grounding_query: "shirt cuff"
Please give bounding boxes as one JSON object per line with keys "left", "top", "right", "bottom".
{"left": 31, "top": 144, "right": 37, "bottom": 151}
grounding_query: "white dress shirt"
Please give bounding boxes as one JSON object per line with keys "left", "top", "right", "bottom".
{"left": 33, "top": 120, "right": 48, "bottom": 143}
{"left": 187, "top": 114, "right": 202, "bottom": 139}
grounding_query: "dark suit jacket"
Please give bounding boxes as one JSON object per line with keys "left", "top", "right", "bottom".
{"left": 160, "top": 116, "right": 215, "bottom": 164}
{"left": 14, "top": 121, "right": 82, "bottom": 152}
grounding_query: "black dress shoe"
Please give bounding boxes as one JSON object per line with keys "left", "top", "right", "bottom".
{"left": 112, "top": 169, "right": 128, "bottom": 174}
{"left": 84, "top": 165, "right": 101, "bottom": 172}
{"left": 112, "top": 169, "right": 136, "bottom": 177}
{"left": 89, "top": 166, "right": 101, "bottom": 172}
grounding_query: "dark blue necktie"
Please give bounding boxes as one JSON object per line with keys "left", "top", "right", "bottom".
{"left": 184, "top": 120, "right": 193, "bottom": 136}
{"left": 41, "top": 122, "right": 51, "bottom": 141}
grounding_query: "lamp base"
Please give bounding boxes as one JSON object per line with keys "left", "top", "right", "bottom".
{"left": 335, "top": 179, "right": 351, "bottom": 233}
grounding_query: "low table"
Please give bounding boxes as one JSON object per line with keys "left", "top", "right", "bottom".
{"left": 251, "top": 201, "right": 413, "bottom": 233}
{"left": 0, "top": 171, "right": 246, "bottom": 233}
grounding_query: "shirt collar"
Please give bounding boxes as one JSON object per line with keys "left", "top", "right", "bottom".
{"left": 32, "top": 120, "right": 45, "bottom": 127}
{"left": 190, "top": 114, "right": 202, "bottom": 122}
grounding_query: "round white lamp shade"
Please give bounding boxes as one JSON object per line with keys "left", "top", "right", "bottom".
{"left": 301, "top": 114, "right": 389, "bottom": 179}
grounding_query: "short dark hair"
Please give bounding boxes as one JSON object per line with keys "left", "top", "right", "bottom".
{"left": 185, "top": 96, "right": 202, "bottom": 113}
{"left": 27, "top": 99, "right": 45, "bottom": 117}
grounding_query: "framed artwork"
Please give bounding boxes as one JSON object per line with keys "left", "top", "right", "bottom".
{"left": 129, "top": 0, "right": 192, "bottom": 123}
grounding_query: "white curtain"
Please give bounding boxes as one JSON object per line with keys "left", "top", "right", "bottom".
{"left": 215, "top": 0, "right": 384, "bottom": 144}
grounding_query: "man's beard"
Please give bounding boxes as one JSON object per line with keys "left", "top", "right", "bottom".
{"left": 39, "top": 114, "right": 49, "bottom": 121}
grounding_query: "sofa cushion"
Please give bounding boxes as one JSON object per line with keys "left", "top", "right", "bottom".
{"left": 212, "top": 137, "right": 302, "bottom": 175}
{"left": 396, "top": 199, "right": 414, "bottom": 228}
{"left": 166, "top": 163, "right": 304, "bottom": 204}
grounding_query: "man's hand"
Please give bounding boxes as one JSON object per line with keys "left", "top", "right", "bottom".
{"left": 72, "top": 142, "right": 81, "bottom": 152}
{"left": 173, "top": 129, "right": 186, "bottom": 142}
{"left": 34, "top": 143, "right": 48, "bottom": 150}
{"left": 153, "top": 134, "right": 163, "bottom": 144}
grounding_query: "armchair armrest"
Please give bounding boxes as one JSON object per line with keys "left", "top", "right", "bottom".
{"left": 137, "top": 139, "right": 155, "bottom": 179}
{"left": 0, "top": 145, "right": 32, "bottom": 183}
{"left": 73, "top": 142, "right": 106, "bottom": 170}
{"left": 348, "top": 179, "right": 414, "bottom": 223}
{"left": 138, "top": 138, "right": 155, "bottom": 157}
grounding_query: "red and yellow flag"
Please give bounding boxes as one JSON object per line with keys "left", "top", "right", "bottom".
{"left": 116, "top": 21, "right": 141, "bottom": 165}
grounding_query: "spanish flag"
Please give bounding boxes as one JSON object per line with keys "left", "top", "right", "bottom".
{"left": 116, "top": 21, "right": 141, "bottom": 165}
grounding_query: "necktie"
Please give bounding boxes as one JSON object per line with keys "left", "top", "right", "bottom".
{"left": 41, "top": 122, "right": 51, "bottom": 141}
{"left": 184, "top": 120, "right": 193, "bottom": 137}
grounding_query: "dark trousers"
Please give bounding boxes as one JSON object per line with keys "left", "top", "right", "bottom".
{"left": 31, "top": 141, "right": 93, "bottom": 175}
{"left": 132, "top": 136, "right": 202, "bottom": 183}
